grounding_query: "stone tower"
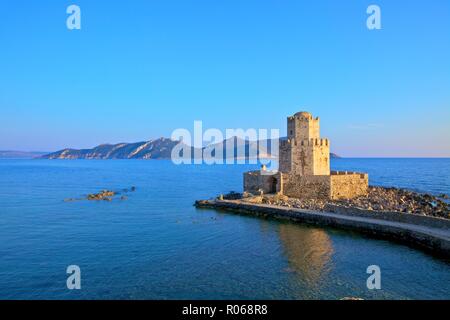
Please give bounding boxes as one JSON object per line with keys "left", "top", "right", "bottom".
{"left": 279, "top": 111, "right": 330, "bottom": 176}
{"left": 244, "top": 110, "right": 368, "bottom": 199}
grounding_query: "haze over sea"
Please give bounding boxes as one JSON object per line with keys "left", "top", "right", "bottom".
{"left": 0, "top": 158, "right": 449, "bottom": 299}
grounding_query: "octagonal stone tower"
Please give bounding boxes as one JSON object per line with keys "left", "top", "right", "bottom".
{"left": 279, "top": 111, "right": 330, "bottom": 176}
{"left": 244, "top": 110, "right": 368, "bottom": 200}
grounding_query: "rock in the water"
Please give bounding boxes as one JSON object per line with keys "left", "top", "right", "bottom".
{"left": 66, "top": 187, "right": 136, "bottom": 203}
{"left": 87, "top": 190, "right": 116, "bottom": 201}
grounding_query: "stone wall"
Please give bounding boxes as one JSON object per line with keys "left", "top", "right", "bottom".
{"left": 280, "top": 139, "right": 330, "bottom": 178}
{"left": 312, "top": 139, "right": 330, "bottom": 176}
{"left": 324, "top": 204, "right": 450, "bottom": 230}
{"left": 279, "top": 139, "right": 292, "bottom": 173}
{"left": 290, "top": 141, "right": 314, "bottom": 176}
{"left": 282, "top": 174, "right": 330, "bottom": 199}
{"left": 330, "top": 171, "right": 368, "bottom": 200}
{"left": 244, "top": 171, "right": 282, "bottom": 194}
{"left": 280, "top": 172, "right": 368, "bottom": 200}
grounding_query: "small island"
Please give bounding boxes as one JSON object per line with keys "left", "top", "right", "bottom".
{"left": 196, "top": 111, "right": 450, "bottom": 256}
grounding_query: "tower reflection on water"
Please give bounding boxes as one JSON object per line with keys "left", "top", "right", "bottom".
{"left": 277, "top": 223, "right": 334, "bottom": 286}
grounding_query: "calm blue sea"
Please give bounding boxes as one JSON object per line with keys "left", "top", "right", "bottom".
{"left": 0, "top": 158, "right": 449, "bottom": 300}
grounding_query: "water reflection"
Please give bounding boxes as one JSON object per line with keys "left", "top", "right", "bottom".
{"left": 278, "top": 223, "right": 334, "bottom": 285}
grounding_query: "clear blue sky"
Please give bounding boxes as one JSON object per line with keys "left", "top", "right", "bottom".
{"left": 1, "top": 0, "right": 449, "bottom": 157}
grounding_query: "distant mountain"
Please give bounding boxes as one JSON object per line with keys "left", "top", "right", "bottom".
{"left": 40, "top": 137, "right": 341, "bottom": 160}
{"left": 0, "top": 151, "right": 48, "bottom": 159}
{"left": 330, "top": 153, "right": 340, "bottom": 158}
{"left": 41, "top": 138, "right": 179, "bottom": 159}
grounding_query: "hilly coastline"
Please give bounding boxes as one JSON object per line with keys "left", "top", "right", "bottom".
{"left": 39, "top": 137, "right": 341, "bottom": 160}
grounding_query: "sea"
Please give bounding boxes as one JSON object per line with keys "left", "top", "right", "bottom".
{"left": 0, "top": 158, "right": 449, "bottom": 299}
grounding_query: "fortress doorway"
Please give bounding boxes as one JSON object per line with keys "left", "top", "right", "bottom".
{"left": 270, "top": 177, "right": 278, "bottom": 194}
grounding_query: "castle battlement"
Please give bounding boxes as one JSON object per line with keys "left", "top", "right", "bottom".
{"left": 282, "top": 138, "right": 329, "bottom": 147}
{"left": 244, "top": 110, "right": 369, "bottom": 200}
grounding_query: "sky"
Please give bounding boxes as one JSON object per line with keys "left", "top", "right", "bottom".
{"left": 0, "top": 0, "right": 449, "bottom": 157}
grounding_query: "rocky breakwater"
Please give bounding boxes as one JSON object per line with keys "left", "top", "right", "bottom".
{"left": 228, "top": 187, "right": 449, "bottom": 219}
{"left": 196, "top": 188, "right": 450, "bottom": 256}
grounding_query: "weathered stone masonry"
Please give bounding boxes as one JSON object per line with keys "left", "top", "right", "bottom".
{"left": 244, "top": 111, "right": 369, "bottom": 200}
